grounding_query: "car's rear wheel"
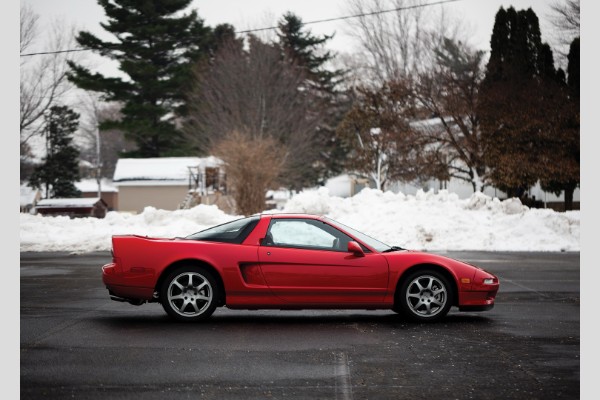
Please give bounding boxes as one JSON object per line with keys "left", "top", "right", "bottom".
{"left": 396, "top": 269, "right": 453, "bottom": 322}
{"left": 160, "top": 266, "right": 218, "bottom": 322}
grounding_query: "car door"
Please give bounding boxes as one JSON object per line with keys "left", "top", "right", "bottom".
{"left": 258, "top": 218, "right": 389, "bottom": 304}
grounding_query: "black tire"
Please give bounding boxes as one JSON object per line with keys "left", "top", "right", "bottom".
{"left": 396, "top": 269, "right": 453, "bottom": 322}
{"left": 160, "top": 266, "right": 218, "bottom": 322}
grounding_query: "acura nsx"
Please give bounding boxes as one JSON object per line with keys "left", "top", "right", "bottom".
{"left": 102, "top": 213, "right": 499, "bottom": 322}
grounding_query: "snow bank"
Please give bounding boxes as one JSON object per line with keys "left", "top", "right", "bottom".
{"left": 20, "top": 187, "right": 579, "bottom": 253}
{"left": 20, "top": 204, "right": 240, "bottom": 253}
{"left": 281, "top": 187, "right": 580, "bottom": 252}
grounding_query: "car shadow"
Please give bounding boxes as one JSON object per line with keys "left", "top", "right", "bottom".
{"left": 96, "top": 309, "right": 494, "bottom": 328}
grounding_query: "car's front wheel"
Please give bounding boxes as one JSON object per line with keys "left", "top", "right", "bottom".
{"left": 160, "top": 266, "right": 218, "bottom": 322}
{"left": 396, "top": 269, "right": 453, "bottom": 322}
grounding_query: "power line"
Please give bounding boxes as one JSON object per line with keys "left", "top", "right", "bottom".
{"left": 20, "top": 0, "right": 462, "bottom": 57}
{"left": 236, "top": 0, "right": 461, "bottom": 33}
{"left": 21, "top": 48, "right": 92, "bottom": 57}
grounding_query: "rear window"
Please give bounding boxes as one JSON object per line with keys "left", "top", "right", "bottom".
{"left": 185, "top": 216, "right": 260, "bottom": 244}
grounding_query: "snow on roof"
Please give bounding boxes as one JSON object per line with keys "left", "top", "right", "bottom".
{"left": 36, "top": 198, "right": 103, "bottom": 208}
{"left": 75, "top": 178, "right": 118, "bottom": 193}
{"left": 113, "top": 157, "right": 223, "bottom": 185}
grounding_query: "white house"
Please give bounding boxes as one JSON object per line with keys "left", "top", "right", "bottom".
{"left": 75, "top": 178, "right": 119, "bottom": 211}
{"left": 112, "top": 156, "right": 225, "bottom": 213}
{"left": 323, "top": 115, "right": 580, "bottom": 210}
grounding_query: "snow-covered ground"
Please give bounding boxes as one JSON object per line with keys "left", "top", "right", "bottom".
{"left": 19, "top": 187, "right": 580, "bottom": 253}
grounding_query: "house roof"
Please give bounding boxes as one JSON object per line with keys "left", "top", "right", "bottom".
{"left": 36, "top": 197, "right": 105, "bottom": 208}
{"left": 112, "top": 156, "right": 223, "bottom": 186}
{"left": 75, "top": 178, "right": 118, "bottom": 193}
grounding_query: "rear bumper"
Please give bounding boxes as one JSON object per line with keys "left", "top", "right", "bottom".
{"left": 102, "top": 263, "right": 155, "bottom": 301}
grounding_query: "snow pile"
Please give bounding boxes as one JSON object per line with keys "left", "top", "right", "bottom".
{"left": 20, "top": 204, "right": 240, "bottom": 253}
{"left": 281, "top": 187, "right": 579, "bottom": 252}
{"left": 20, "top": 187, "right": 580, "bottom": 253}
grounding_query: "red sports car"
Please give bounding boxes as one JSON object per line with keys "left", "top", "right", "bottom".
{"left": 102, "top": 213, "right": 499, "bottom": 322}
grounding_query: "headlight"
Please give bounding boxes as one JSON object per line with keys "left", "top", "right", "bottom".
{"left": 483, "top": 278, "right": 495, "bottom": 285}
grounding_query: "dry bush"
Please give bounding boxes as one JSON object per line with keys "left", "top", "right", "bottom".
{"left": 212, "top": 132, "right": 286, "bottom": 215}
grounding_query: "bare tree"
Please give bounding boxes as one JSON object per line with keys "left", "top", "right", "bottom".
{"left": 20, "top": 4, "right": 78, "bottom": 148}
{"left": 20, "top": 3, "right": 37, "bottom": 56}
{"left": 547, "top": 0, "right": 580, "bottom": 63}
{"left": 342, "top": 0, "right": 469, "bottom": 86}
{"left": 185, "top": 35, "right": 324, "bottom": 192}
{"left": 411, "top": 37, "right": 489, "bottom": 192}
{"left": 549, "top": 0, "right": 580, "bottom": 36}
{"left": 77, "top": 94, "right": 135, "bottom": 180}
{"left": 336, "top": 81, "right": 436, "bottom": 190}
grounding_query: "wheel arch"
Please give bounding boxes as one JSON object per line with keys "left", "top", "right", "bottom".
{"left": 394, "top": 263, "right": 459, "bottom": 307}
{"left": 155, "top": 259, "right": 226, "bottom": 306}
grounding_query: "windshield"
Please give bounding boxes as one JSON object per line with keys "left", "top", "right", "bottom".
{"left": 185, "top": 216, "right": 259, "bottom": 244}
{"left": 324, "top": 217, "right": 391, "bottom": 252}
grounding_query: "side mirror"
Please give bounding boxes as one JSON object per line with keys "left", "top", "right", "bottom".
{"left": 347, "top": 241, "right": 365, "bottom": 257}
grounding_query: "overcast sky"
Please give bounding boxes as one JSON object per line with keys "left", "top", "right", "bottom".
{"left": 15, "top": 0, "right": 594, "bottom": 93}
{"left": 23, "top": 0, "right": 562, "bottom": 76}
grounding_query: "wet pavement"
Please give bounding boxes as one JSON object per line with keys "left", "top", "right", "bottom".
{"left": 20, "top": 251, "right": 580, "bottom": 399}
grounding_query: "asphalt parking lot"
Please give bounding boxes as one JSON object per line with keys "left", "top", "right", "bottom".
{"left": 20, "top": 251, "right": 580, "bottom": 399}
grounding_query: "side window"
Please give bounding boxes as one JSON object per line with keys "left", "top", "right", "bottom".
{"left": 263, "top": 219, "right": 353, "bottom": 252}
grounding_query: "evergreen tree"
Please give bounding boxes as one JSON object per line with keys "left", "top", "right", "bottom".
{"left": 567, "top": 37, "right": 580, "bottom": 97}
{"left": 29, "top": 106, "right": 81, "bottom": 198}
{"left": 277, "top": 12, "right": 343, "bottom": 93}
{"left": 276, "top": 12, "right": 350, "bottom": 185}
{"left": 67, "top": 0, "right": 216, "bottom": 157}
{"left": 479, "top": 7, "right": 566, "bottom": 198}
{"left": 540, "top": 37, "right": 580, "bottom": 210}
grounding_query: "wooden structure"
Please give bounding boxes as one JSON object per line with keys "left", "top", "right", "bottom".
{"left": 35, "top": 197, "right": 109, "bottom": 218}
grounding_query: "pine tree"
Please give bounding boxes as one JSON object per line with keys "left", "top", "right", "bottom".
{"left": 479, "top": 7, "right": 567, "bottom": 199}
{"left": 29, "top": 106, "right": 81, "bottom": 198}
{"left": 540, "top": 37, "right": 580, "bottom": 210}
{"left": 67, "top": 0, "right": 216, "bottom": 157}
{"left": 567, "top": 37, "right": 580, "bottom": 98}
{"left": 276, "top": 12, "right": 350, "bottom": 185}
{"left": 277, "top": 12, "right": 343, "bottom": 93}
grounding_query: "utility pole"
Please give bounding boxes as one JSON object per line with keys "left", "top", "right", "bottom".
{"left": 95, "top": 124, "right": 102, "bottom": 199}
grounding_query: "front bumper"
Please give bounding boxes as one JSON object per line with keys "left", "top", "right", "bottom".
{"left": 457, "top": 266, "right": 499, "bottom": 311}
{"left": 458, "top": 282, "right": 499, "bottom": 311}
